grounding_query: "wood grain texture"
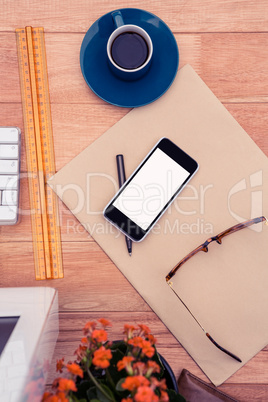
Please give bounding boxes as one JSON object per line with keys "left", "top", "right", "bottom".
{"left": 0, "top": 0, "right": 268, "bottom": 33}
{"left": 0, "top": 242, "right": 149, "bottom": 311}
{"left": 0, "top": 0, "right": 268, "bottom": 400}
{"left": 1, "top": 32, "right": 268, "bottom": 103}
{"left": 0, "top": 102, "right": 267, "bottom": 174}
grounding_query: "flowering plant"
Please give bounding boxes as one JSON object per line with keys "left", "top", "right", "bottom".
{"left": 43, "top": 319, "right": 185, "bottom": 402}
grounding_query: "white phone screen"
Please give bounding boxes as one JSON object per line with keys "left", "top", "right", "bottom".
{"left": 112, "top": 148, "right": 190, "bottom": 230}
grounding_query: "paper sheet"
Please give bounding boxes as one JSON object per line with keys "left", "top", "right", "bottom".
{"left": 48, "top": 65, "right": 268, "bottom": 385}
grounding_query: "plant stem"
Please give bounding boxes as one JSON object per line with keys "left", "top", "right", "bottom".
{"left": 106, "top": 368, "right": 115, "bottom": 389}
{"left": 86, "top": 368, "right": 115, "bottom": 402}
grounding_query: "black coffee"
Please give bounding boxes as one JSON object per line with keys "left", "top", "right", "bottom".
{"left": 111, "top": 32, "right": 149, "bottom": 70}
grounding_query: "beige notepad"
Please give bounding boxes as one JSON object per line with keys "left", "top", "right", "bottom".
{"left": 49, "top": 65, "right": 268, "bottom": 386}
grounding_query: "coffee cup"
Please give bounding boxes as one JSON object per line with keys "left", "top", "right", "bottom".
{"left": 107, "top": 11, "right": 153, "bottom": 81}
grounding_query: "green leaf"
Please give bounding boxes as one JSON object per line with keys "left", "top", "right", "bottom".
{"left": 69, "top": 394, "right": 87, "bottom": 402}
{"left": 151, "top": 348, "right": 165, "bottom": 378}
{"left": 167, "top": 388, "right": 186, "bottom": 402}
{"left": 87, "top": 385, "right": 98, "bottom": 400}
{"left": 115, "top": 377, "right": 127, "bottom": 392}
{"left": 96, "top": 383, "right": 116, "bottom": 402}
{"left": 113, "top": 378, "right": 131, "bottom": 400}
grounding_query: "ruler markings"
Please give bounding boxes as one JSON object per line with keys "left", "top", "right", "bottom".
{"left": 32, "top": 28, "right": 63, "bottom": 279}
{"left": 16, "top": 26, "right": 63, "bottom": 280}
{"left": 26, "top": 26, "right": 52, "bottom": 278}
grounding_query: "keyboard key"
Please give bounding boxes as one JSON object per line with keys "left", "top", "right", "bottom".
{"left": 0, "top": 175, "right": 18, "bottom": 190}
{"left": 0, "top": 205, "right": 18, "bottom": 224}
{"left": 0, "top": 144, "right": 19, "bottom": 159}
{"left": 0, "top": 127, "right": 19, "bottom": 143}
{"left": 2, "top": 190, "right": 18, "bottom": 206}
{"left": 0, "top": 160, "right": 19, "bottom": 174}
{"left": 0, "top": 127, "right": 21, "bottom": 225}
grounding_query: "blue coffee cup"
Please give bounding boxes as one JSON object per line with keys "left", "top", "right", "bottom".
{"left": 107, "top": 11, "right": 153, "bottom": 81}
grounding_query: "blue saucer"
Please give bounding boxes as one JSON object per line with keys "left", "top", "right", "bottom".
{"left": 80, "top": 8, "right": 179, "bottom": 108}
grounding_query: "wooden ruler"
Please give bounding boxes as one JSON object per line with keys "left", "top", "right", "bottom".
{"left": 16, "top": 27, "right": 63, "bottom": 280}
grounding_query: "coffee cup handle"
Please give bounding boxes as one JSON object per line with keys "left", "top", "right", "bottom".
{"left": 111, "top": 10, "right": 124, "bottom": 28}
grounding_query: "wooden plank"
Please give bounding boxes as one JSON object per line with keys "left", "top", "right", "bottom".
{"left": 55, "top": 312, "right": 268, "bottom": 353}
{"left": 37, "top": 102, "right": 268, "bottom": 165}
{"left": 1, "top": 33, "right": 268, "bottom": 104}
{"left": 220, "top": 384, "right": 268, "bottom": 401}
{"left": 0, "top": 0, "right": 267, "bottom": 33}
{"left": 0, "top": 103, "right": 128, "bottom": 173}
{"left": 0, "top": 241, "right": 151, "bottom": 311}
{"left": 0, "top": 102, "right": 267, "bottom": 175}
{"left": 225, "top": 104, "right": 268, "bottom": 153}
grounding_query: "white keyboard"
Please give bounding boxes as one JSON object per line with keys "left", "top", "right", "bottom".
{"left": 0, "top": 127, "right": 21, "bottom": 225}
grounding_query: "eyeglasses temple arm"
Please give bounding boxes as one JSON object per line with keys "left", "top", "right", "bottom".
{"left": 166, "top": 217, "right": 267, "bottom": 281}
{"left": 166, "top": 245, "right": 203, "bottom": 282}
{"left": 167, "top": 282, "right": 242, "bottom": 363}
{"left": 206, "top": 333, "right": 242, "bottom": 363}
{"left": 216, "top": 216, "right": 267, "bottom": 243}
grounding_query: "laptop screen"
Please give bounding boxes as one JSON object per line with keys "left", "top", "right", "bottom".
{"left": 0, "top": 316, "right": 20, "bottom": 356}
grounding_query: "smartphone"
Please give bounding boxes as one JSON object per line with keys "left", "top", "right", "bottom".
{"left": 103, "top": 138, "right": 199, "bottom": 242}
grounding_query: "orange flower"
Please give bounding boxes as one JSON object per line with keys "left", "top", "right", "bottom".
{"left": 56, "top": 358, "right": 65, "bottom": 373}
{"left": 138, "top": 324, "right": 151, "bottom": 336}
{"left": 122, "top": 375, "right": 150, "bottom": 391}
{"left": 133, "top": 362, "right": 146, "bottom": 376}
{"left": 42, "top": 391, "right": 68, "bottom": 402}
{"left": 151, "top": 377, "right": 167, "bottom": 391}
{"left": 74, "top": 344, "right": 87, "bottom": 361}
{"left": 42, "top": 394, "right": 59, "bottom": 402}
{"left": 141, "top": 340, "right": 155, "bottom": 358}
{"left": 92, "top": 346, "right": 112, "bottom": 369}
{"left": 81, "top": 337, "right": 88, "bottom": 344}
{"left": 52, "top": 377, "right": 60, "bottom": 389}
{"left": 128, "top": 336, "right": 143, "bottom": 348}
{"left": 66, "top": 362, "right": 83, "bottom": 378}
{"left": 57, "top": 378, "right": 77, "bottom": 392}
{"left": 159, "top": 390, "right": 169, "bottom": 402}
{"left": 134, "top": 386, "right": 159, "bottom": 402}
{"left": 117, "top": 356, "right": 135, "bottom": 373}
{"left": 42, "top": 392, "right": 52, "bottom": 401}
{"left": 83, "top": 320, "right": 97, "bottom": 334}
{"left": 122, "top": 399, "right": 133, "bottom": 402}
{"left": 146, "top": 361, "right": 160, "bottom": 376}
{"left": 55, "top": 392, "right": 69, "bottom": 402}
{"left": 98, "top": 318, "right": 112, "bottom": 327}
{"left": 123, "top": 324, "right": 137, "bottom": 339}
{"left": 147, "top": 334, "right": 157, "bottom": 345}
{"left": 91, "top": 329, "right": 108, "bottom": 343}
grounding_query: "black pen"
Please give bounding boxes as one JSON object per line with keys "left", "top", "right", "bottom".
{"left": 116, "top": 154, "right": 132, "bottom": 256}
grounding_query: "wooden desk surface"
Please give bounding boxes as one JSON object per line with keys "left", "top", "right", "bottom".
{"left": 0, "top": 1, "right": 267, "bottom": 400}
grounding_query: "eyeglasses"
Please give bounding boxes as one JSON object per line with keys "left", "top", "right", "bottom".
{"left": 165, "top": 216, "right": 268, "bottom": 363}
